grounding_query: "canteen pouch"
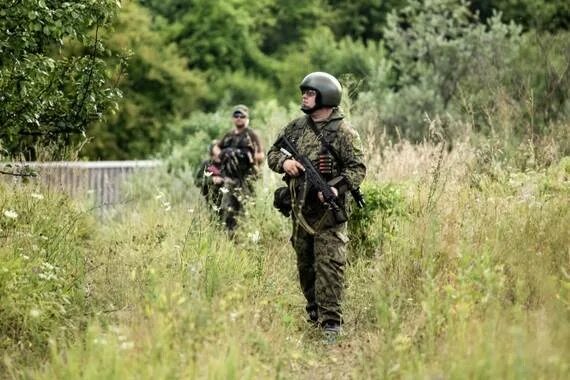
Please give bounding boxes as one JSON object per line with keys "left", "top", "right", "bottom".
{"left": 273, "top": 186, "right": 292, "bottom": 217}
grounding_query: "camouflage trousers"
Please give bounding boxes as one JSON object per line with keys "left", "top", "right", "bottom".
{"left": 291, "top": 219, "right": 349, "bottom": 324}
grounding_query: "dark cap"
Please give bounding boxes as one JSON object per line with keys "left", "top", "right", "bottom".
{"left": 232, "top": 104, "right": 249, "bottom": 117}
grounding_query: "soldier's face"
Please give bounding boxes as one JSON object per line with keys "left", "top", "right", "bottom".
{"left": 301, "top": 89, "right": 317, "bottom": 109}
{"left": 232, "top": 112, "right": 248, "bottom": 128}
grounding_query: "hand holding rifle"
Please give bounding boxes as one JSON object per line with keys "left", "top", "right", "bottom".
{"left": 277, "top": 137, "right": 347, "bottom": 223}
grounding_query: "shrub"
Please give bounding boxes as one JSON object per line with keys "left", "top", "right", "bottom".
{"left": 348, "top": 181, "right": 408, "bottom": 258}
{"left": 0, "top": 183, "right": 95, "bottom": 370}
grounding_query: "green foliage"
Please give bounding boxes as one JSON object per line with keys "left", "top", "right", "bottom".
{"left": 79, "top": 1, "right": 207, "bottom": 160}
{"left": 163, "top": 110, "right": 231, "bottom": 173}
{"left": 472, "top": 0, "right": 570, "bottom": 31}
{"left": 327, "top": 0, "right": 404, "bottom": 41}
{"left": 145, "top": 0, "right": 274, "bottom": 73}
{"left": 4, "top": 148, "right": 568, "bottom": 379}
{"left": 348, "top": 181, "right": 408, "bottom": 258}
{"left": 4, "top": 0, "right": 569, "bottom": 161}
{"left": 0, "top": 183, "right": 95, "bottom": 370}
{"left": 367, "top": 0, "right": 523, "bottom": 141}
{"left": 207, "top": 70, "right": 275, "bottom": 110}
{"left": 0, "top": 0, "right": 122, "bottom": 160}
{"left": 1, "top": 134, "right": 569, "bottom": 377}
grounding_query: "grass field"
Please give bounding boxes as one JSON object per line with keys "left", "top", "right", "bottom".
{"left": 1, "top": 123, "right": 569, "bottom": 379}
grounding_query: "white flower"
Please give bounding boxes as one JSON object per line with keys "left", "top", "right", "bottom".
{"left": 155, "top": 191, "right": 165, "bottom": 200}
{"left": 119, "top": 341, "right": 134, "bottom": 350}
{"left": 93, "top": 338, "right": 108, "bottom": 346}
{"left": 30, "top": 308, "right": 41, "bottom": 318}
{"left": 3, "top": 209, "right": 18, "bottom": 219}
{"left": 162, "top": 201, "right": 171, "bottom": 211}
{"left": 220, "top": 187, "right": 229, "bottom": 194}
{"left": 248, "top": 230, "right": 260, "bottom": 244}
{"left": 31, "top": 193, "right": 44, "bottom": 200}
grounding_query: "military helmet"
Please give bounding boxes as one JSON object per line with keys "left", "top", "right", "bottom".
{"left": 299, "top": 72, "right": 342, "bottom": 107}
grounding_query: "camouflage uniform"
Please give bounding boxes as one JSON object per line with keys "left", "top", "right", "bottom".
{"left": 267, "top": 109, "right": 366, "bottom": 325}
{"left": 217, "top": 127, "right": 263, "bottom": 231}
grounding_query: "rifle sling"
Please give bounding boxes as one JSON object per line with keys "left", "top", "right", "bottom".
{"left": 307, "top": 117, "right": 343, "bottom": 169}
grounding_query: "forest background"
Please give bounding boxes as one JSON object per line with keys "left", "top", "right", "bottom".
{"left": 1, "top": 0, "right": 569, "bottom": 163}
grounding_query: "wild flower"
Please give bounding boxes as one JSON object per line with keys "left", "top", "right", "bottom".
{"left": 38, "top": 272, "right": 58, "bottom": 281}
{"left": 29, "top": 309, "right": 41, "bottom": 318}
{"left": 393, "top": 334, "right": 412, "bottom": 352}
{"left": 93, "top": 337, "right": 108, "bottom": 346}
{"left": 220, "top": 187, "right": 229, "bottom": 194}
{"left": 31, "top": 193, "right": 44, "bottom": 200}
{"left": 3, "top": 209, "right": 18, "bottom": 219}
{"left": 119, "top": 341, "right": 134, "bottom": 350}
{"left": 248, "top": 230, "right": 260, "bottom": 244}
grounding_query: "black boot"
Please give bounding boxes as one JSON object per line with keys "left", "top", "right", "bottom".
{"left": 321, "top": 320, "right": 341, "bottom": 344}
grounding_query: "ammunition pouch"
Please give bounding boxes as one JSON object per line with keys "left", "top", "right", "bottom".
{"left": 273, "top": 186, "right": 292, "bottom": 217}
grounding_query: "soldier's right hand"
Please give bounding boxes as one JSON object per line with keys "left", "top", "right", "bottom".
{"left": 283, "top": 159, "right": 305, "bottom": 177}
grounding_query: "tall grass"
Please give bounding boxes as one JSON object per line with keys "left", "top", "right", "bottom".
{"left": 1, "top": 109, "right": 569, "bottom": 379}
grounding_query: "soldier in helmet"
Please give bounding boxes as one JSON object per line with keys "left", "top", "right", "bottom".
{"left": 267, "top": 72, "right": 366, "bottom": 341}
{"left": 216, "top": 105, "right": 264, "bottom": 232}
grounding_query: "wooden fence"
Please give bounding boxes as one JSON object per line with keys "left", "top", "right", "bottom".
{"left": 3, "top": 161, "right": 162, "bottom": 211}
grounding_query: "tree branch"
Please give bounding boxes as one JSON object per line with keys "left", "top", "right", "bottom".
{"left": 0, "top": 169, "right": 37, "bottom": 177}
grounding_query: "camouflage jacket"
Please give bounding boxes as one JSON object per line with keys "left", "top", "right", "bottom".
{"left": 267, "top": 109, "right": 366, "bottom": 223}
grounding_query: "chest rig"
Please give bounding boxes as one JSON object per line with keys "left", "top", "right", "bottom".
{"left": 222, "top": 128, "right": 255, "bottom": 152}
{"left": 286, "top": 116, "right": 343, "bottom": 179}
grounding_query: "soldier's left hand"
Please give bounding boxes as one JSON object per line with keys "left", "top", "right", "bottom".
{"left": 318, "top": 186, "right": 338, "bottom": 203}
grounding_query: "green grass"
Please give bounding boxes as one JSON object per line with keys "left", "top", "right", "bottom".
{"left": 1, "top": 145, "right": 569, "bottom": 379}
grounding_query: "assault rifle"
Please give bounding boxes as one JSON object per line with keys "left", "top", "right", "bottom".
{"left": 276, "top": 136, "right": 347, "bottom": 224}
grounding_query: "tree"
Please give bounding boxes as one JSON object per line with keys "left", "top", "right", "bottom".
{"left": 374, "top": 0, "right": 522, "bottom": 140}
{"left": 470, "top": 0, "right": 570, "bottom": 31}
{"left": 80, "top": 1, "right": 207, "bottom": 160}
{"left": 0, "top": 0, "right": 122, "bottom": 160}
{"left": 326, "top": 0, "right": 404, "bottom": 41}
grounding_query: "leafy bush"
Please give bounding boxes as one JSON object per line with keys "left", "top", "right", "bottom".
{"left": 0, "top": 0, "right": 122, "bottom": 160}
{"left": 80, "top": 1, "right": 207, "bottom": 160}
{"left": 163, "top": 110, "right": 231, "bottom": 175}
{"left": 363, "top": 0, "right": 523, "bottom": 141}
{"left": 348, "top": 181, "right": 408, "bottom": 258}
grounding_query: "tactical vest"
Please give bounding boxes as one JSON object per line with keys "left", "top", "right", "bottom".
{"left": 220, "top": 128, "right": 257, "bottom": 154}
{"left": 284, "top": 116, "right": 344, "bottom": 181}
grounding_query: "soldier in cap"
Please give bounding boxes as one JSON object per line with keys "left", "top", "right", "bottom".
{"left": 267, "top": 72, "right": 366, "bottom": 341}
{"left": 216, "top": 105, "right": 264, "bottom": 232}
